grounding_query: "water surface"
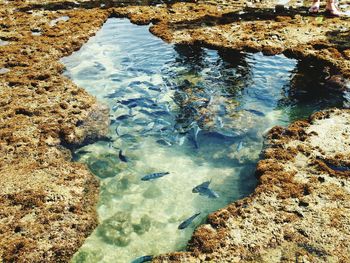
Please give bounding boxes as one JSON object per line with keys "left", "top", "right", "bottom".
{"left": 61, "top": 18, "right": 347, "bottom": 263}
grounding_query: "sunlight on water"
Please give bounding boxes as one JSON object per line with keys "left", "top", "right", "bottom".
{"left": 61, "top": 18, "right": 347, "bottom": 263}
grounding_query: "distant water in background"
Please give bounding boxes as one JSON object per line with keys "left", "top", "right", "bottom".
{"left": 61, "top": 18, "right": 347, "bottom": 263}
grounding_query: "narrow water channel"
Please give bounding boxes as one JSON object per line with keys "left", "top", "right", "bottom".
{"left": 61, "top": 18, "right": 347, "bottom": 263}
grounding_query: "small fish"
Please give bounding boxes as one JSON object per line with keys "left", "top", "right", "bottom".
{"left": 155, "top": 119, "right": 171, "bottom": 126}
{"left": 99, "top": 136, "right": 114, "bottom": 142}
{"left": 148, "top": 86, "right": 162, "bottom": 92}
{"left": 119, "top": 150, "right": 128, "bottom": 162}
{"left": 139, "top": 109, "right": 154, "bottom": 116}
{"left": 156, "top": 139, "right": 172, "bottom": 146}
{"left": 115, "top": 124, "right": 121, "bottom": 136}
{"left": 141, "top": 172, "right": 170, "bottom": 181}
{"left": 116, "top": 114, "right": 131, "bottom": 121}
{"left": 178, "top": 213, "right": 201, "bottom": 230}
{"left": 199, "top": 188, "right": 219, "bottom": 198}
{"left": 192, "top": 181, "right": 211, "bottom": 193}
{"left": 133, "top": 118, "right": 148, "bottom": 125}
{"left": 190, "top": 124, "right": 201, "bottom": 149}
{"left": 75, "top": 150, "right": 91, "bottom": 155}
{"left": 237, "top": 141, "right": 243, "bottom": 152}
{"left": 216, "top": 116, "right": 224, "bottom": 128}
{"left": 131, "top": 255, "right": 153, "bottom": 263}
{"left": 145, "top": 121, "right": 155, "bottom": 131}
{"left": 324, "top": 160, "right": 350, "bottom": 172}
{"left": 127, "top": 102, "right": 138, "bottom": 108}
{"left": 192, "top": 181, "right": 219, "bottom": 198}
{"left": 153, "top": 110, "right": 171, "bottom": 117}
{"left": 244, "top": 109, "right": 265, "bottom": 117}
{"left": 178, "top": 135, "right": 185, "bottom": 146}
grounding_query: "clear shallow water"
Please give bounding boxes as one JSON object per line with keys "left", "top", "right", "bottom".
{"left": 61, "top": 18, "right": 347, "bottom": 263}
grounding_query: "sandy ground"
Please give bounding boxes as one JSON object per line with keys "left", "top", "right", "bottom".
{"left": 0, "top": 0, "right": 349, "bottom": 262}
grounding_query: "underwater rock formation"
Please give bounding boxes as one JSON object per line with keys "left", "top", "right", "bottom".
{"left": 1, "top": 0, "right": 350, "bottom": 262}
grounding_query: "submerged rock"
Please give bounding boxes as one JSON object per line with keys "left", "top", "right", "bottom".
{"left": 132, "top": 215, "right": 152, "bottom": 235}
{"left": 72, "top": 248, "right": 103, "bottom": 263}
{"left": 97, "top": 212, "right": 133, "bottom": 247}
{"left": 86, "top": 153, "right": 124, "bottom": 179}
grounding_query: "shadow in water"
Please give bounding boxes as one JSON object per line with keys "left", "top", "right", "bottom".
{"left": 326, "top": 28, "right": 350, "bottom": 50}
{"left": 278, "top": 59, "right": 349, "bottom": 121}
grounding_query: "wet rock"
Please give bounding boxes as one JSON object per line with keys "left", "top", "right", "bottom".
{"left": 62, "top": 102, "right": 110, "bottom": 146}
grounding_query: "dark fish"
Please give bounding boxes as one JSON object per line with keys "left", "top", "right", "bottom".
{"left": 190, "top": 125, "right": 201, "bottom": 149}
{"left": 131, "top": 255, "right": 153, "bottom": 263}
{"left": 127, "top": 102, "right": 138, "bottom": 108}
{"left": 115, "top": 124, "right": 121, "bottom": 136}
{"left": 244, "top": 109, "right": 265, "bottom": 117}
{"left": 204, "top": 131, "right": 240, "bottom": 140}
{"left": 141, "top": 172, "right": 170, "bottom": 181}
{"left": 116, "top": 114, "right": 131, "bottom": 121}
{"left": 119, "top": 150, "right": 128, "bottom": 162}
{"left": 215, "top": 116, "right": 224, "bottom": 128}
{"left": 133, "top": 118, "right": 149, "bottom": 125}
{"left": 237, "top": 141, "right": 243, "bottom": 151}
{"left": 120, "top": 134, "right": 138, "bottom": 143}
{"left": 153, "top": 110, "right": 171, "bottom": 117}
{"left": 148, "top": 86, "right": 162, "bottom": 92}
{"left": 155, "top": 119, "right": 171, "bottom": 126}
{"left": 324, "top": 160, "right": 350, "bottom": 172}
{"left": 137, "top": 101, "right": 158, "bottom": 109}
{"left": 192, "top": 181, "right": 211, "bottom": 193}
{"left": 99, "top": 136, "right": 114, "bottom": 142}
{"left": 156, "top": 139, "right": 172, "bottom": 146}
{"left": 75, "top": 150, "right": 91, "bottom": 155}
{"left": 139, "top": 109, "right": 154, "bottom": 116}
{"left": 192, "top": 181, "right": 219, "bottom": 198}
{"left": 178, "top": 213, "right": 201, "bottom": 230}
{"left": 199, "top": 188, "right": 219, "bottom": 198}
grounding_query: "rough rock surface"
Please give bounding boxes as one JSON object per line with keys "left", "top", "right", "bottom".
{"left": 0, "top": 4, "right": 110, "bottom": 263}
{"left": 0, "top": 0, "right": 349, "bottom": 262}
{"left": 155, "top": 109, "right": 350, "bottom": 262}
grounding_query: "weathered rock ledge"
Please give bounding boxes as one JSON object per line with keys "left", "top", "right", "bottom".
{"left": 0, "top": 5, "right": 111, "bottom": 262}
{"left": 0, "top": 0, "right": 349, "bottom": 262}
{"left": 155, "top": 109, "right": 350, "bottom": 262}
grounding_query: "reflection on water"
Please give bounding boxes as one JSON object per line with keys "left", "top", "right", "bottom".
{"left": 61, "top": 18, "right": 347, "bottom": 263}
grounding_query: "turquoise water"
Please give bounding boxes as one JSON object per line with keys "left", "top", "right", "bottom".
{"left": 61, "top": 18, "right": 347, "bottom": 263}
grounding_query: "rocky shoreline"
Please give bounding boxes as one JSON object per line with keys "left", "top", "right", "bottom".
{"left": 0, "top": 0, "right": 349, "bottom": 262}
{"left": 154, "top": 108, "right": 350, "bottom": 262}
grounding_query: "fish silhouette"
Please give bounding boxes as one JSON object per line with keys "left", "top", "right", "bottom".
{"left": 141, "top": 172, "right": 170, "bottom": 181}
{"left": 178, "top": 213, "right": 201, "bottom": 230}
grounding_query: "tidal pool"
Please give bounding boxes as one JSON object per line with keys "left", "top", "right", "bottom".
{"left": 61, "top": 18, "right": 347, "bottom": 263}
